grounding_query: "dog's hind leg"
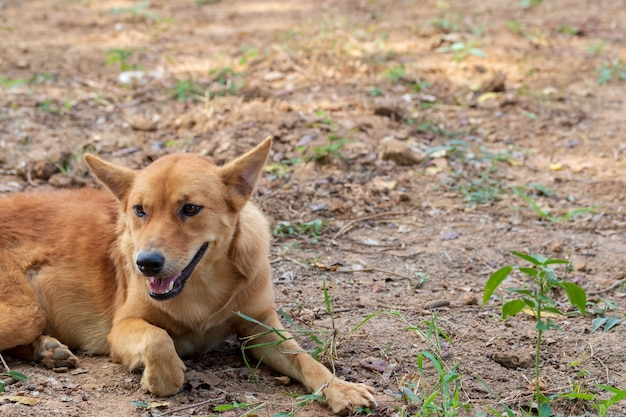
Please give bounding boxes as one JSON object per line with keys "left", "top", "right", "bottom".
{"left": 0, "top": 260, "right": 79, "bottom": 368}
{"left": 0, "top": 260, "right": 46, "bottom": 352}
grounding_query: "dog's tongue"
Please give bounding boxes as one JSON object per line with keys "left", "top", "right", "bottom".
{"left": 147, "top": 274, "right": 180, "bottom": 294}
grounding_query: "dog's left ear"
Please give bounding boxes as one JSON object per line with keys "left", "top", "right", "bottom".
{"left": 220, "top": 136, "right": 272, "bottom": 211}
{"left": 85, "top": 153, "right": 137, "bottom": 202}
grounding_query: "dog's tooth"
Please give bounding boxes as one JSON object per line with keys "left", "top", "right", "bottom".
{"left": 145, "top": 279, "right": 151, "bottom": 288}
{"left": 167, "top": 279, "right": 175, "bottom": 292}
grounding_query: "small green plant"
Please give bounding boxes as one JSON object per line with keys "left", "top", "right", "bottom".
{"left": 431, "top": 140, "right": 511, "bottom": 206}
{"left": 309, "top": 134, "right": 350, "bottom": 163}
{"left": 236, "top": 279, "right": 342, "bottom": 415}
{"left": 446, "top": 171, "right": 505, "bottom": 206}
{"left": 387, "top": 64, "right": 408, "bottom": 82}
{"left": 111, "top": 0, "right": 160, "bottom": 22}
{"left": 596, "top": 58, "right": 626, "bottom": 85}
{"left": 556, "top": 24, "right": 580, "bottom": 36}
{"left": 429, "top": 15, "right": 462, "bottom": 33}
{"left": 105, "top": 48, "right": 144, "bottom": 72}
{"left": 0, "top": 353, "right": 28, "bottom": 393}
{"left": 298, "top": 111, "right": 351, "bottom": 164}
{"left": 520, "top": 0, "right": 542, "bottom": 9}
{"left": 275, "top": 386, "right": 328, "bottom": 417}
{"left": 506, "top": 20, "right": 547, "bottom": 45}
{"left": 354, "top": 312, "right": 471, "bottom": 416}
{"left": 589, "top": 300, "right": 624, "bottom": 332}
{"left": 272, "top": 219, "right": 326, "bottom": 242}
{"left": 586, "top": 40, "right": 608, "bottom": 55}
{"left": 435, "top": 41, "right": 487, "bottom": 62}
{"left": 511, "top": 185, "right": 594, "bottom": 224}
{"left": 170, "top": 79, "right": 206, "bottom": 102}
{"left": 590, "top": 385, "right": 626, "bottom": 417}
{"left": 483, "top": 251, "right": 587, "bottom": 417}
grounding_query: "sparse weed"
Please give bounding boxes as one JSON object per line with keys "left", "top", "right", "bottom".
{"left": 298, "top": 111, "right": 350, "bottom": 164}
{"left": 429, "top": 15, "right": 462, "bottom": 33}
{"left": 429, "top": 13, "right": 486, "bottom": 35}
{"left": 589, "top": 299, "right": 624, "bottom": 332}
{"left": 586, "top": 40, "right": 608, "bottom": 55}
{"left": 387, "top": 64, "right": 408, "bottom": 82}
{"left": 206, "top": 66, "right": 245, "bottom": 97}
{"left": 0, "top": 353, "right": 28, "bottom": 393}
{"left": 274, "top": 388, "right": 327, "bottom": 417}
{"left": 511, "top": 185, "right": 594, "bottom": 224}
{"left": 111, "top": 0, "right": 160, "bottom": 22}
{"left": 590, "top": 385, "right": 626, "bottom": 417}
{"left": 171, "top": 79, "right": 206, "bottom": 102}
{"left": 520, "top": 0, "right": 542, "bottom": 9}
{"left": 506, "top": 20, "right": 547, "bottom": 45}
{"left": 308, "top": 134, "right": 350, "bottom": 163}
{"left": 0, "top": 72, "right": 56, "bottom": 88}
{"left": 556, "top": 24, "right": 580, "bottom": 36}
{"left": 596, "top": 58, "right": 626, "bottom": 85}
{"left": 430, "top": 140, "right": 510, "bottom": 206}
{"left": 354, "top": 311, "right": 471, "bottom": 416}
{"left": 272, "top": 219, "right": 327, "bottom": 243}
{"left": 435, "top": 41, "right": 487, "bottom": 62}
{"left": 483, "top": 251, "right": 587, "bottom": 417}
{"left": 105, "top": 48, "right": 144, "bottom": 72}
{"left": 450, "top": 171, "right": 505, "bottom": 206}
{"left": 236, "top": 279, "right": 343, "bottom": 414}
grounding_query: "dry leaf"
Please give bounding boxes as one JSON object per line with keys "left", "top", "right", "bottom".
{"left": 477, "top": 92, "right": 500, "bottom": 103}
{"left": 0, "top": 395, "right": 41, "bottom": 406}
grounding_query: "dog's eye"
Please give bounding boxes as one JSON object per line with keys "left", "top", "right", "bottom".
{"left": 181, "top": 204, "right": 203, "bottom": 217}
{"left": 133, "top": 205, "right": 146, "bottom": 218}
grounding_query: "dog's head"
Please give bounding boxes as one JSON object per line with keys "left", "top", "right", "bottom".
{"left": 85, "top": 137, "right": 272, "bottom": 300}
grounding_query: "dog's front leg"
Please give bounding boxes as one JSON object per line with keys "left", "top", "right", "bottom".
{"left": 238, "top": 310, "right": 377, "bottom": 415}
{"left": 108, "top": 317, "right": 185, "bottom": 396}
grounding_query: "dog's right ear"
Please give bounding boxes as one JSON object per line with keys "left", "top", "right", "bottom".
{"left": 84, "top": 154, "right": 136, "bottom": 202}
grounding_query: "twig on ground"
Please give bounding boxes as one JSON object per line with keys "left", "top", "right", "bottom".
{"left": 588, "top": 277, "right": 626, "bottom": 295}
{"left": 337, "top": 266, "right": 425, "bottom": 287}
{"left": 0, "top": 353, "right": 10, "bottom": 372}
{"left": 332, "top": 210, "right": 411, "bottom": 240}
{"left": 154, "top": 398, "right": 226, "bottom": 416}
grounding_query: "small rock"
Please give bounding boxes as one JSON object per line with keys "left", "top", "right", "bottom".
{"left": 378, "top": 137, "right": 424, "bottom": 165}
{"left": 70, "top": 368, "right": 88, "bottom": 376}
{"left": 481, "top": 71, "right": 506, "bottom": 93}
{"left": 492, "top": 350, "right": 533, "bottom": 369}
{"left": 424, "top": 300, "right": 450, "bottom": 309}
{"left": 125, "top": 113, "right": 156, "bottom": 131}
{"left": 273, "top": 376, "right": 291, "bottom": 385}
{"left": 461, "top": 292, "right": 478, "bottom": 305}
{"left": 373, "top": 97, "right": 406, "bottom": 120}
{"left": 550, "top": 241, "right": 564, "bottom": 253}
{"left": 360, "top": 357, "right": 388, "bottom": 373}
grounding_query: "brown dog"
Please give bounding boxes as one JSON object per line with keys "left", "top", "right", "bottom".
{"left": 0, "top": 137, "right": 376, "bottom": 414}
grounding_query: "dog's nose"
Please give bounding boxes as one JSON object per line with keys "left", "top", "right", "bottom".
{"left": 136, "top": 251, "right": 165, "bottom": 276}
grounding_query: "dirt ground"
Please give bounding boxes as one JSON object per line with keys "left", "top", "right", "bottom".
{"left": 1, "top": 0, "right": 625, "bottom": 416}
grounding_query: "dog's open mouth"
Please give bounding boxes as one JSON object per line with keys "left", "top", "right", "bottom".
{"left": 146, "top": 242, "right": 209, "bottom": 300}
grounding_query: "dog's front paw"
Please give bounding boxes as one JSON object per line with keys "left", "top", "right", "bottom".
{"left": 141, "top": 355, "right": 186, "bottom": 396}
{"left": 34, "top": 335, "right": 80, "bottom": 369}
{"left": 324, "top": 378, "right": 377, "bottom": 415}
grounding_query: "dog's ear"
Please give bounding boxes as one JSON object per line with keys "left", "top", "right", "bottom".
{"left": 84, "top": 154, "right": 136, "bottom": 202}
{"left": 220, "top": 137, "right": 272, "bottom": 211}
